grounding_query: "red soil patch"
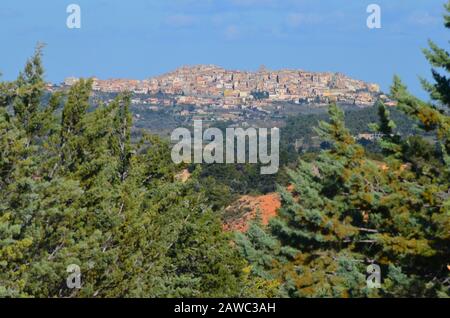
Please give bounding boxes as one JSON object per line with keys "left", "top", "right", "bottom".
{"left": 175, "top": 169, "right": 191, "bottom": 183}
{"left": 223, "top": 193, "right": 281, "bottom": 232}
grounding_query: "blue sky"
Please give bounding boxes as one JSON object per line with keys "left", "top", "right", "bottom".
{"left": 0, "top": 0, "right": 448, "bottom": 98}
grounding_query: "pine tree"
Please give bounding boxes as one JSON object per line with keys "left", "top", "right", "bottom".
{"left": 238, "top": 105, "right": 377, "bottom": 297}
{"left": 0, "top": 103, "right": 34, "bottom": 296}
{"left": 383, "top": 1, "right": 450, "bottom": 296}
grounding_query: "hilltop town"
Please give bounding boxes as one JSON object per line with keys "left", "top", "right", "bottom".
{"left": 62, "top": 65, "right": 384, "bottom": 109}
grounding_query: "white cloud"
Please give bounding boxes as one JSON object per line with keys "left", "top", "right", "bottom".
{"left": 164, "top": 14, "right": 196, "bottom": 28}
{"left": 286, "top": 13, "right": 324, "bottom": 28}
{"left": 224, "top": 25, "right": 240, "bottom": 40}
{"left": 230, "top": 0, "right": 276, "bottom": 7}
{"left": 408, "top": 12, "right": 440, "bottom": 26}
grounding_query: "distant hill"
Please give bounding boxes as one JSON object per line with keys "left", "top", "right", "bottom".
{"left": 61, "top": 64, "right": 385, "bottom": 107}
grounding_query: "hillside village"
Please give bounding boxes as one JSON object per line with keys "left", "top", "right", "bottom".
{"left": 62, "top": 65, "right": 385, "bottom": 109}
